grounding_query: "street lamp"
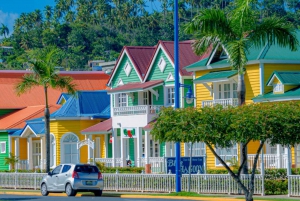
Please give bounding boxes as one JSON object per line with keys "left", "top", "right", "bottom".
{"left": 180, "top": 84, "right": 195, "bottom": 104}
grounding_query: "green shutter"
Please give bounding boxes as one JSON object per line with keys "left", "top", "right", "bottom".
{"left": 160, "top": 142, "right": 165, "bottom": 157}
{"left": 107, "top": 134, "right": 112, "bottom": 158}
{"left": 129, "top": 138, "right": 135, "bottom": 166}
{"left": 117, "top": 128, "right": 121, "bottom": 137}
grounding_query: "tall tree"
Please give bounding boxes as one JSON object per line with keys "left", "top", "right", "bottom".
{"left": 185, "top": 0, "right": 298, "bottom": 173}
{"left": 15, "top": 46, "right": 77, "bottom": 172}
{"left": 0, "top": 24, "right": 9, "bottom": 38}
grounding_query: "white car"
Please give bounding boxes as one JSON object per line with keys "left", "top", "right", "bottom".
{"left": 40, "top": 163, "right": 104, "bottom": 196}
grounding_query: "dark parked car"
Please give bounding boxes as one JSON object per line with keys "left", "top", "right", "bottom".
{"left": 40, "top": 163, "right": 103, "bottom": 196}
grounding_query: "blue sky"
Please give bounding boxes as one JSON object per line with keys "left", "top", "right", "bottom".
{"left": 0, "top": 0, "right": 55, "bottom": 36}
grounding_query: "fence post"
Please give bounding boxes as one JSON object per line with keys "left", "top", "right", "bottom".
{"left": 141, "top": 170, "right": 144, "bottom": 192}
{"left": 34, "top": 171, "right": 37, "bottom": 190}
{"left": 14, "top": 171, "right": 17, "bottom": 189}
{"left": 197, "top": 170, "right": 200, "bottom": 194}
{"left": 115, "top": 169, "right": 119, "bottom": 192}
{"left": 168, "top": 170, "right": 171, "bottom": 193}
{"left": 228, "top": 174, "right": 231, "bottom": 195}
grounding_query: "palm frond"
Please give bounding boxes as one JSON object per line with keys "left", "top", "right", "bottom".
{"left": 249, "top": 17, "right": 299, "bottom": 51}
{"left": 15, "top": 74, "right": 40, "bottom": 96}
{"left": 53, "top": 76, "right": 77, "bottom": 95}
{"left": 226, "top": 39, "right": 248, "bottom": 72}
{"left": 192, "top": 35, "right": 220, "bottom": 56}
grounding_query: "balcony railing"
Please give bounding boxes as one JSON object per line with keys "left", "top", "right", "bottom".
{"left": 202, "top": 98, "right": 238, "bottom": 107}
{"left": 113, "top": 105, "right": 163, "bottom": 116}
{"left": 248, "top": 154, "right": 288, "bottom": 169}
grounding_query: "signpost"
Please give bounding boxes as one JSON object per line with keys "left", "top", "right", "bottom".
{"left": 166, "top": 156, "right": 205, "bottom": 174}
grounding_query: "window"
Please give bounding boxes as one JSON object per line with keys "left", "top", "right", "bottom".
{"left": 158, "top": 58, "right": 166, "bottom": 72}
{"left": 0, "top": 142, "right": 6, "bottom": 153}
{"left": 124, "top": 62, "right": 132, "bottom": 76}
{"left": 273, "top": 83, "right": 283, "bottom": 93}
{"left": 215, "top": 144, "right": 237, "bottom": 166}
{"left": 52, "top": 165, "right": 62, "bottom": 175}
{"left": 166, "top": 87, "right": 175, "bottom": 105}
{"left": 233, "top": 83, "right": 237, "bottom": 98}
{"left": 33, "top": 141, "right": 41, "bottom": 167}
{"left": 189, "top": 142, "right": 205, "bottom": 156}
{"left": 224, "top": 84, "right": 230, "bottom": 99}
{"left": 62, "top": 165, "right": 71, "bottom": 173}
{"left": 62, "top": 133, "right": 79, "bottom": 164}
{"left": 143, "top": 91, "right": 148, "bottom": 105}
{"left": 117, "top": 78, "right": 124, "bottom": 86}
{"left": 118, "top": 93, "right": 127, "bottom": 107}
{"left": 216, "top": 82, "right": 237, "bottom": 99}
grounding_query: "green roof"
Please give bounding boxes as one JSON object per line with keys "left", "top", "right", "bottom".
{"left": 252, "top": 86, "right": 300, "bottom": 102}
{"left": 185, "top": 58, "right": 208, "bottom": 70}
{"left": 266, "top": 71, "right": 300, "bottom": 86}
{"left": 194, "top": 70, "right": 238, "bottom": 83}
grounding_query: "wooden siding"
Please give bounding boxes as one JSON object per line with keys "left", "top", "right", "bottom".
{"left": 111, "top": 55, "right": 140, "bottom": 88}
{"left": 19, "top": 138, "right": 27, "bottom": 160}
{"left": 245, "top": 64, "right": 260, "bottom": 104}
{"left": 264, "top": 64, "right": 300, "bottom": 94}
{"left": 152, "top": 85, "right": 164, "bottom": 105}
{"left": 101, "top": 135, "right": 106, "bottom": 158}
{"left": 147, "top": 49, "right": 174, "bottom": 84}
{"left": 285, "top": 85, "right": 298, "bottom": 92}
{"left": 195, "top": 70, "right": 214, "bottom": 108}
{"left": 248, "top": 141, "right": 261, "bottom": 154}
{"left": 0, "top": 132, "right": 9, "bottom": 170}
{"left": 181, "top": 142, "right": 185, "bottom": 156}
{"left": 50, "top": 119, "right": 101, "bottom": 164}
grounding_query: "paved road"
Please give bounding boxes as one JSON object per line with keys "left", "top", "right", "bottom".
{"left": 0, "top": 194, "right": 204, "bottom": 201}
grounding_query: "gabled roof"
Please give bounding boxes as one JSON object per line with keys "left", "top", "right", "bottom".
{"left": 50, "top": 91, "right": 110, "bottom": 119}
{"left": 266, "top": 71, "right": 300, "bottom": 86}
{"left": 0, "top": 105, "right": 60, "bottom": 129}
{"left": 0, "top": 70, "right": 109, "bottom": 109}
{"left": 194, "top": 70, "right": 238, "bottom": 83}
{"left": 107, "top": 46, "right": 156, "bottom": 85}
{"left": 81, "top": 118, "right": 112, "bottom": 134}
{"left": 252, "top": 86, "right": 300, "bottom": 102}
{"left": 144, "top": 40, "right": 210, "bottom": 80}
{"left": 107, "top": 80, "right": 164, "bottom": 94}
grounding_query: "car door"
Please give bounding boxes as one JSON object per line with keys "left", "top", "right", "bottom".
{"left": 57, "top": 164, "right": 72, "bottom": 191}
{"left": 51, "top": 165, "right": 62, "bottom": 191}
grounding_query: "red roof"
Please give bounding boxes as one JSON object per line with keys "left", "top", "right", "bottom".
{"left": 81, "top": 118, "right": 112, "bottom": 134}
{"left": 108, "top": 80, "right": 163, "bottom": 93}
{"left": 0, "top": 104, "right": 60, "bottom": 129}
{"left": 108, "top": 46, "right": 155, "bottom": 85}
{"left": 0, "top": 70, "right": 109, "bottom": 109}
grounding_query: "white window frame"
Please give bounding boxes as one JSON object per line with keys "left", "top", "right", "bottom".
{"left": 215, "top": 144, "right": 238, "bottom": 166}
{"left": 214, "top": 81, "right": 237, "bottom": 99}
{"left": 60, "top": 133, "right": 79, "bottom": 164}
{"left": 143, "top": 91, "right": 148, "bottom": 105}
{"left": 32, "top": 141, "right": 41, "bottom": 167}
{"left": 124, "top": 62, "right": 132, "bottom": 76}
{"left": 117, "top": 93, "right": 127, "bottom": 107}
{"left": 117, "top": 78, "right": 124, "bottom": 86}
{"left": 0, "top": 141, "right": 6, "bottom": 153}
{"left": 158, "top": 57, "right": 166, "bottom": 72}
{"left": 273, "top": 83, "right": 283, "bottom": 93}
{"left": 165, "top": 85, "right": 175, "bottom": 106}
{"left": 189, "top": 142, "right": 206, "bottom": 156}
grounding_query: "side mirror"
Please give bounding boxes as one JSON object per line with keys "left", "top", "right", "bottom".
{"left": 48, "top": 171, "right": 52, "bottom": 176}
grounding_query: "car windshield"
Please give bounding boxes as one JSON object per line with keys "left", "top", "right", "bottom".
{"left": 75, "top": 165, "right": 99, "bottom": 173}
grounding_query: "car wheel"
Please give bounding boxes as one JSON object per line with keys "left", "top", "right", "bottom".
{"left": 65, "top": 183, "right": 77, "bottom": 196}
{"left": 94, "top": 190, "right": 102, "bottom": 196}
{"left": 41, "top": 183, "right": 49, "bottom": 196}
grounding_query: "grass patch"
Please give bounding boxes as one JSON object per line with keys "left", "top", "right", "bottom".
{"left": 143, "top": 192, "right": 227, "bottom": 197}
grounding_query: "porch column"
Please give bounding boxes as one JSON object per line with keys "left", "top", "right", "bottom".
{"left": 95, "top": 137, "right": 100, "bottom": 158}
{"left": 27, "top": 137, "right": 33, "bottom": 170}
{"left": 40, "top": 136, "right": 46, "bottom": 170}
{"left": 277, "top": 144, "right": 282, "bottom": 168}
{"left": 88, "top": 135, "right": 92, "bottom": 163}
{"left": 184, "top": 143, "right": 189, "bottom": 157}
{"left": 120, "top": 132, "right": 126, "bottom": 167}
{"left": 14, "top": 138, "right": 19, "bottom": 170}
{"left": 165, "top": 142, "right": 170, "bottom": 157}
{"left": 112, "top": 129, "right": 117, "bottom": 167}
{"left": 136, "top": 128, "right": 142, "bottom": 167}
{"left": 171, "top": 142, "right": 175, "bottom": 157}
{"left": 145, "top": 131, "right": 150, "bottom": 164}
{"left": 104, "top": 134, "right": 108, "bottom": 158}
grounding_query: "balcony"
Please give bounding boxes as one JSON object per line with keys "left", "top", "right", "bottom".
{"left": 202, "top": 98, "right": 238, "bottom": 107}
{"left": 112, "top": 105, "right": 163, "bottom": 127}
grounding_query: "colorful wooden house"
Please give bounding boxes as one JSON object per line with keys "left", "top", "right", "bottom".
{"left": 105, "top": 41, "right": 208, "bottom": 169}
{"left": 11, "top": 91, "right": 110, "bottom": 170}
{"left": 185, "top": 34, "right": 300, "bottom": 170}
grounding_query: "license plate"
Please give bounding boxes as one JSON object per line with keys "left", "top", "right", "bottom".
{"left": 86, "top": 181, "right": 93, "bottom": 185}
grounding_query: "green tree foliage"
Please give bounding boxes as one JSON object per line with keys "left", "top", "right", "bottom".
{"left": 4, "top": 152, "right": 18, "bottom": 169}
{"left": 151, "top": 102, "right": 300, "bottom": 201}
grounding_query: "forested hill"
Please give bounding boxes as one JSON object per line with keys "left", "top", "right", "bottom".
{"left": 0, "top": 0, "right": 299, "bottom": 70}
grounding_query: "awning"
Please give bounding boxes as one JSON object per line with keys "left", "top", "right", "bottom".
{"left": 81, "top": 118, "right": 112, "bottom": 134}
{"left": 107, "top": 80, "right": 164, "bottom": 94}
{"left": 194, "top": 70, "right": 237, "bottom": 84}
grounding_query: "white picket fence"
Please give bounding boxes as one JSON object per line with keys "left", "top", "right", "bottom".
{"left": 0, "top": 172, "right": 264, "bottom": 195}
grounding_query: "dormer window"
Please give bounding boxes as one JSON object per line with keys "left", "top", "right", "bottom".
{"left": 124, "top": 62, "right": 132, "bottom": 76}
{"left": 273, "top": 83, "right": 283, "bottom": 93}
{"left": 158, "top": 58, "right": 166, "bottom": 72}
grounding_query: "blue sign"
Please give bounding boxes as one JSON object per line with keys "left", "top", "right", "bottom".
{"left": 166, "top": 157, "right": 205, "bottom": 174}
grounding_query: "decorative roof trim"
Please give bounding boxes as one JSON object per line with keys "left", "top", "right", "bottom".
{"left": 166, "top": 72, "right": 174, "bottom": 82}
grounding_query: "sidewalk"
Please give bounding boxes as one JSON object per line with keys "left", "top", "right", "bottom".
{"left": 0, "top": 189, "right": 299, "bottom": 201}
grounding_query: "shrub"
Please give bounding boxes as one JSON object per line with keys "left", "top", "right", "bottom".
{"left": 264, "top": 179, "right": 288, "bottom": 195}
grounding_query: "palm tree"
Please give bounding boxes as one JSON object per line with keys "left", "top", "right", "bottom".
{"left": 15, "top": 46, "right": 77, "bottom": 172}
{"left": 0, "top": 23, "right": 9, "bottom": 38}
{"left": 185, "top": 0, "right": 298, "bottom": 200}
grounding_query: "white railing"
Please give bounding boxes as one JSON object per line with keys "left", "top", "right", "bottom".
{"left": 94, "top": 158, "right": 122, "bottom": 167}
{"left": 113, "top": 105, "right": 163, "bottom": 116}
{"left": 16, "top": 160, "right": 28, "bottom": 170}
{"left": 138, "top": 157, "right": 165, "bottom": 173}
{"left": 202, "top": 98, "right": 238, "bottom": 107}
{"left": 0, "top": 172, "right": 263, "bottom": 195}
{"left": 248, "top": 154, "right": 288, "bottom": 169}
{"left": 289, "top": 175, "right": 300, "bottom": 197}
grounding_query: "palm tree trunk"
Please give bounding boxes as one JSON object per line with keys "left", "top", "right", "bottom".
{"left": 44, "top": 86, "right": 51, "bottom": 173}
{"left": 237, "top": 72, "right": 248, "bottom": 174}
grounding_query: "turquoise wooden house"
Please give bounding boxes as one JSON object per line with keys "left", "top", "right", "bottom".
{"left": 105, "top": 40, "right": 208, "bottom": 169}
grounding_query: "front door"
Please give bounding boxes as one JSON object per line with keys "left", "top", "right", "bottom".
{"left": 32, "top": 141, "right": 41, "bottom": 169}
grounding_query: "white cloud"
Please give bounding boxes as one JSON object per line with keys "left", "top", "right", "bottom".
{"left": 0, "top": 10, "right": 19, "bottom": 38}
